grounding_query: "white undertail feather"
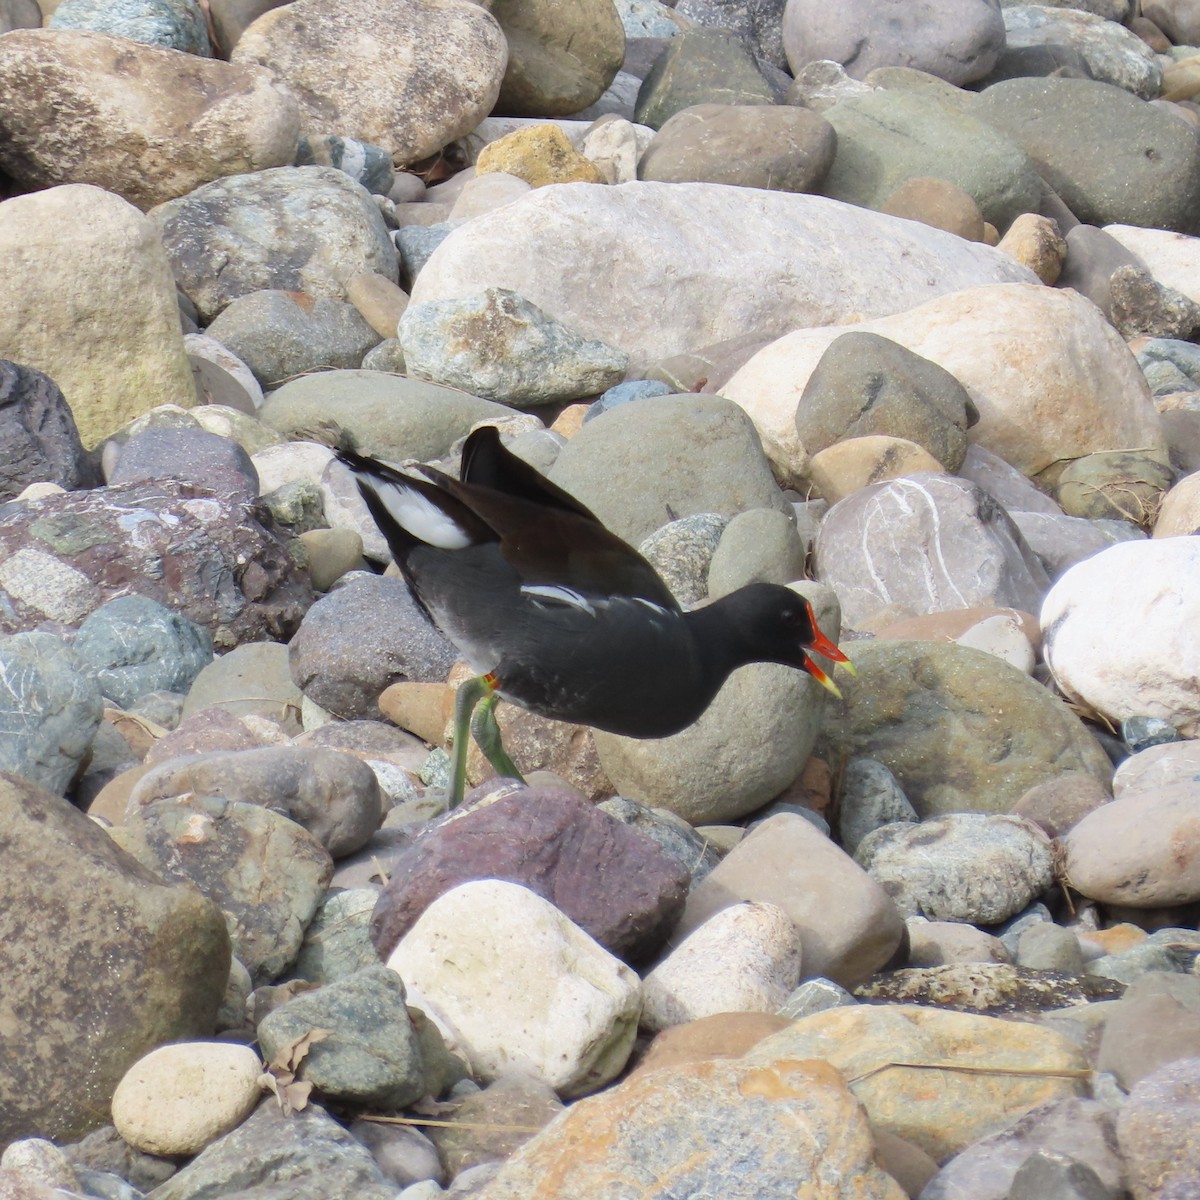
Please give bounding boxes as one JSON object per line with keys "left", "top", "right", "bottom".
{"left": 370, "top": 475, "right": 473, "bottom": 550}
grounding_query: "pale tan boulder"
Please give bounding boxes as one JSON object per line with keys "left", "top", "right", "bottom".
{"left": 0, "top": 185, "right": 196, "bottom": 448}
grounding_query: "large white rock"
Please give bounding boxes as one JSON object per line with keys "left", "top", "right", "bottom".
{"left": 387, "top": 880, "right": 641, "bottom": 1097}
{"left": 411, "top": 182, "right": 1036, "bottom": 372}
{"left": 720, "top": 283, "right": 1164, "bottom": 484}
{"left": 1041, "top": 537, "right": 1200, "bottom": 737}
{"left": 0, "top": 30, "right": 299, "bottom": 210}
{"left": 233, "top": 0, "right": 506, "bottom": 162}
{"left": 640, "top": 902, "right": 803, "bottom": 1034}
{"left": 1105, "top": 224, "right": 1200, "bottom": 304}
{"left": 0, "top": 184, "right": 197, "bottom": 448}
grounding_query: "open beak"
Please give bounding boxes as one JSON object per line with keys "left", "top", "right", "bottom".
{"left": 803, "top": 656, "right": 843, "bottom": 698}
{"left": 804, "top": 603, "right": 858, "bottom": 678}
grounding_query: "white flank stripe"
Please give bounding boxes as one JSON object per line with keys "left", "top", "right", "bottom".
{"left": 374, "top": 479, "right": 472, "bottom": 549}
{"left": 633, "top": 597, "right": 671, "bottom": 616}
{"left": 520, "top": 584, "right": 597, "bottom": 617}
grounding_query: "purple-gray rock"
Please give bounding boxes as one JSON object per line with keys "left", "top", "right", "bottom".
{"left": 288, "top": 573, "right": 458, "bottom": 719}
{"left": 797, "top": 332, "right": 978, "bottom": 471}
{"left": 0, "top": 359, "right": 93, "bottom": 499}
{"left": 149, "top": 165, "right": 399, "bottom": 323}
{"left": 782, "top": 0, "right": 1005, "bottom": 85}
{"left": 107, "top": 427, "right": 260, "bottom": 502}
{"left": 0, "top": 773, "right": 230, "bottom": 1145}
{"left": 127, "top": 745, "right": 384, "bottom": 858}
{"left": 1117, "top": 1058, "right": 1200, "bottom": 1200}
{"left": 370, "top": 784, "right": 691, "bottom": 964}
{"left": 0, "top": 479, "right": 312, "bottom": 648}
{"left": 111, "top": 794, "right": 333, "bottom": 984}
{"left": 918, "top": 1097, "right": 1123, "bottom": 1200}
{"left": 0, "top": 632, "right": 103, "bottom": 794}
{"left": 205, "top": 289, "right": 383, "bottom": 387}
{"left": 72, "top": 594, "right": 213, "bottom": 709}
{"left": 813, "top": 472, "right": 1050, "bottom": 629}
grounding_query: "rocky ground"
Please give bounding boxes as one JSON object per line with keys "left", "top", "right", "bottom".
{"left": 3, "top": 0, "right": 1200, "bottom": 1196}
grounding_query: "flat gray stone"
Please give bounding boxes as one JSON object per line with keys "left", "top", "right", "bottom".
{"left": 975, "top": 77, "right": 1200, "bottom": 234}
{"left": 207, "top": 290, "right": 382, "bottom": 387}
{"left": 821, "top": 89, "right": 1043, "bottom": 229}
{"left": 149, "top": 166, "right": 399, "bottom": 323}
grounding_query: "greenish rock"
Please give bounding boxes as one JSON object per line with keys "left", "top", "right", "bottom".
{"left": 290, "top": 888, "right": 380, "bottom": 984}
{"left": 49, "top": 0, "right": 210, "bottom": 53}
{"left": 975, "top": 77, "right": 1200, "bottom": 234}
{"left": 0, "top": 632, "right": 103, "bottom": 794}
{"left": 0, "top": 774, "right": 230, "bottom": 1145}
{"left": 1000, "top": 4, "right": 1161, "bottom": 99}
{"left": 795, "top": 331, "right": 978, "bottom": 471}
{"left": 822, "top": 89, "right": 1043, "bottom": 229}
{"left": 257, "top": 965, "right": 426, "bottom": 1108}
{"left": 146, "top": 1101, "right": 395, "bottom": 1200}
{"left": 28, "top": 513, "right": 113, "bottom": 555}
{"left": 73, "top": 595, "right": 213, "bottom": 709}
{"left": 183, "top": 641, "right": 304, "bottom": 733}
{"left": 398, "top": 288, "right": 628, "bottom": 407}
{"left": 817, "top": 640, "right": 1113, "bottom": 817}
{"left": 259, "top": 369, "right": 510, "bottom": 465}
{"left": 707, "top": 507, "right": 806, "bottom": 598}
{"left": 638, "top": 512, "right": 728, "bottom": 607}
{"left": 634, "top": 28, "right": 776, "bottom": 130}
{"left": 192, "top": 405, "right": 288, "bottom": 456}
{"left": 1054, "top": 450, "right": 1174, "bottom": 526}
{"left": 262, "top": 479, "right": 326, "bottom": 533}
{"left": 547, "top": 394, "right": 793, "bottom": 545}
{"left": 111, "top": 795, "right": 332, "bottom": 985}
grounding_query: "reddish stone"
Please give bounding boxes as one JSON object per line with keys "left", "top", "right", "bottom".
{"left": 371, "top": 783, "right": 690, "bottom": 964}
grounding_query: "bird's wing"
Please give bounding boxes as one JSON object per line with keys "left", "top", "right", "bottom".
{"left": 458, "top": 425, "right": 602, "bottom": 523}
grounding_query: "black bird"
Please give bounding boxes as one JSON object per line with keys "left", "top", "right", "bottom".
{"left": 338, "top": 425, "right": 852, "bottom": 806}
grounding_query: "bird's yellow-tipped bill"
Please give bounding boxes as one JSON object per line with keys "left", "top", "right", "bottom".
{"left": 804, "top": 657, "right": 843, "bottom": 699}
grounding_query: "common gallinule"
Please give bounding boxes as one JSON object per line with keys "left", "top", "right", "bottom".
{"left": 338, "top": 426, "right": 852, "bottom": 806}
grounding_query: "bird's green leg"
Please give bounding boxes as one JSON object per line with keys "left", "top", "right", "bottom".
{"left": 471, "top": 688, "right": 526, "bottom": 785}
{"left": 447, "top": 674, "right": 490, "bottom": 809}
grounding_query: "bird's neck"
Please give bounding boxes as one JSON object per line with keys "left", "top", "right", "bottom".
{"left": 684, "top": 596, "right": 763, "bottom": 686}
